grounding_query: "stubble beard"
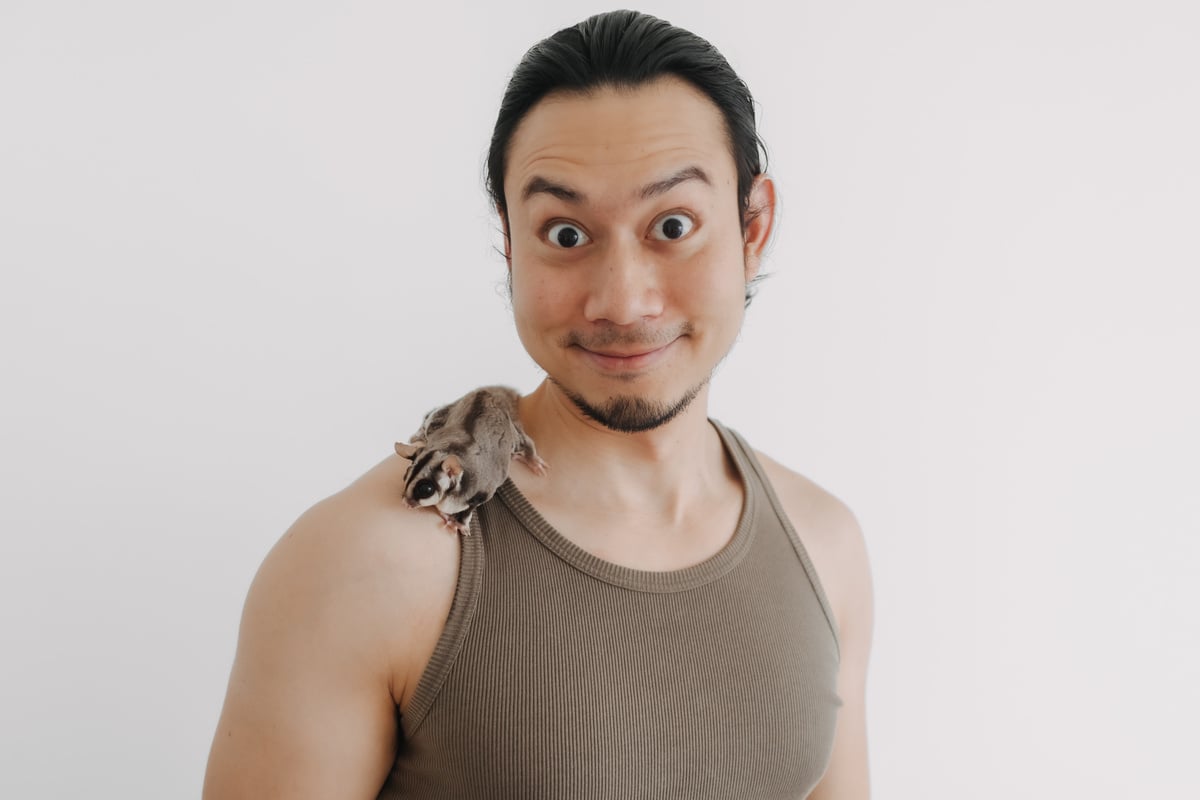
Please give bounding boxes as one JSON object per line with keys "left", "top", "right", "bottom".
{"left": 548, "top": 374, "right": 710, "bottom": 434}
{"left": 545, "top": 321, "right": 714, "bottom": 433}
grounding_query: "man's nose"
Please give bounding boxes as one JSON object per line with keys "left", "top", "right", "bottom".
{"left": 582, "top": 239, "right": 664, "bottom": 325}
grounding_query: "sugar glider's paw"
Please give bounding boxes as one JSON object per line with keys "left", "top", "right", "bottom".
{"left": 516, "top": 451, "right": 549, "bottom": 477}
{"left": 438, "top": 509, "right": 473, "bottom": 537}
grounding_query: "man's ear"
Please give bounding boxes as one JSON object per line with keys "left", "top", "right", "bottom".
{"left": 497, "top": 203, "right": 512, "bottom": 268}
{"left": 742, "top": 175, "right": 777, "bottom": 282}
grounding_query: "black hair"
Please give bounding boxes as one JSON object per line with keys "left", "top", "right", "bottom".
{"left": 486, "top": 9, "right": 770, "bottom": 306}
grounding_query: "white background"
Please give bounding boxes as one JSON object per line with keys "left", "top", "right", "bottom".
{"left": 2, "top": 1, "right": 1198, "bottom": 797}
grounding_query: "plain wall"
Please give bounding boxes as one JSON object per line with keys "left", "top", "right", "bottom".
{"left": 2, "top": 1, "right": 1197, "bottom": 797}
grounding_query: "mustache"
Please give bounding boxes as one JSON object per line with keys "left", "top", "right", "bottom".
{"left": 558, "top": 322, "right": 694, "bottom": 351}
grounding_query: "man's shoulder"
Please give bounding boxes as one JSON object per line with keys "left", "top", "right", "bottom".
{"left": 261, "top": 453, "right": 459, "bottom": 601}
{"left": 749, "top": 448, "right": 860, "bottom": 539}
{"left": 243, "top": 453, "right": 460, "bottom": 701}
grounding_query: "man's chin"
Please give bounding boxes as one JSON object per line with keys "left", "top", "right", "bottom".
{"left": 548, "top": 376, "right": 708, "bottom": 434}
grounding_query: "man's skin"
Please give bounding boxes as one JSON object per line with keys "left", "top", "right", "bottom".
{"left": 203, "top": 76, "right": 874, "bottom": 799}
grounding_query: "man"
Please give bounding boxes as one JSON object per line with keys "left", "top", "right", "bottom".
{"left": 204, "top": 10, "right": 873, "bottom": 799}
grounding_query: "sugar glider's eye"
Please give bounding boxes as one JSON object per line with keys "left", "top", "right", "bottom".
{"left": 650, "top": 213, "right": 695, "bottom": 241}
{"left": 546, "top": 222, "right": 590, "bottom": 249}
{"left": 413, "top": 479, "right": 438, "bottom": 501}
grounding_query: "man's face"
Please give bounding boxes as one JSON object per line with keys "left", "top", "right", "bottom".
{"left": 502, "top": 76, "right": 772, "bottom": 432}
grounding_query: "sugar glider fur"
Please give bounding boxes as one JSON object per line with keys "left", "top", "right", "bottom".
{"left": 394, "top": 385, "right": 546, "bottom": 536}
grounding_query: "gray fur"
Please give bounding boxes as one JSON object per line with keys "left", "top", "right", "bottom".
{"left": 395, "top": 386, "right": 546, "bottom": 535}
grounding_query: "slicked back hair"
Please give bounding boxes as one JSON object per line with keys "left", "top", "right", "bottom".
{"left": 486, "top": 10, "right": 770, "bottom": 306}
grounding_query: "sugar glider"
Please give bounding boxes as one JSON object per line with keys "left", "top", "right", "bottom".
{"left": 394, "top": 385, "right": 546, "bottom": 535}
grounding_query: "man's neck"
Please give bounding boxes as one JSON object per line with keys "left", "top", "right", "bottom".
{"left": 513, "top": 379, "right": 734, "bottom": 526}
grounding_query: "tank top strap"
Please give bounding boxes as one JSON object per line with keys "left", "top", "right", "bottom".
{"left": 401, "top": 524, "right": 484, "bottom": 738}
{"left": 712, "top": 420, "right": 841, "bottom": 658}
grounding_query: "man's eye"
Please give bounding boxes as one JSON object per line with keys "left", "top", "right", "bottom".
{"left": 546, "top": 222, "right": 590, "bottom": 249}
{"left": 650, "top": 213, "right": 695, "bottom": 241}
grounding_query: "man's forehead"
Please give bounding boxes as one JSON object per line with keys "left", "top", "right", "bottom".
{"left": 504, "top": 78, "right": 736, "bottom": 207}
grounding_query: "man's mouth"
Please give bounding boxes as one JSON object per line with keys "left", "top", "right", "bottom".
{"left": 576, "top": 341, "right": 674, "bottom": 372}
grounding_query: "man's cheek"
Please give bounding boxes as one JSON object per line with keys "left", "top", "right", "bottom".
{"left": 519, "top": 274, "right": 570, "bottom": 316}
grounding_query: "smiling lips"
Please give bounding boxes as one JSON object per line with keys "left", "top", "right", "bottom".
{"left": 576, "top": 341, "right": 674, "bottom": 372}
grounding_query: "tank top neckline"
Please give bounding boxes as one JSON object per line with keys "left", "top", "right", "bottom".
{"left": 492, "top": 419, "right": 759, "bottom": 594}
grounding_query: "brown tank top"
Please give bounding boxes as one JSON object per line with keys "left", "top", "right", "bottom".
{"left": 376, "top": 421, "right": 842, "bottom": 799}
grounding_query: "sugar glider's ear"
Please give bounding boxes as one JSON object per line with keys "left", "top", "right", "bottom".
{"left": 442, "top": 455, "right": 464, "bottom": 485}
{"left": 394, "top": 441, "right": 420, "bottom": 459}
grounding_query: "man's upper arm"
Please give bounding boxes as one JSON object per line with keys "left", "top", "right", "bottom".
{"left": 203, "top": 501, "right": 411, "bottom": 800}
{"left": 805, "top": 490, "right": 874, "bottom": 800}
{"left": 757, "top": 452, "right": 875, "bottom": 800}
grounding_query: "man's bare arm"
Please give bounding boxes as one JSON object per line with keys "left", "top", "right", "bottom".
{"left": 203, "top": 482, "right": 458, "bottom": 800}
{"left": 757, "top": 454, "right": 875, "bottom": 800}
{"left": 805, "top": 493, "right": 873, "bottom": 800}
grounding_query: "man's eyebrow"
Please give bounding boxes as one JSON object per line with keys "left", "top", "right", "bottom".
{"left": 519, "top": 165, "right": 713, "bottom": 205}
{"left": 639, "top": 165, "right": 711, "bottom": 200}
{"left": 521, "top": 176, "right": 585, "bottom": 204}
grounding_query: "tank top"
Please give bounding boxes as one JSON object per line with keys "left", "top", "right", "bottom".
{"left": 376, "top": 421, "right": 842, "bottom": 799}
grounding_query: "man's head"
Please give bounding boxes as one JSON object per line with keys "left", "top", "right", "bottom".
{"left": 488, "top": 11, "right": 776, "bottom": 433}
{"left": 487, "top": 10, "right": 770, "bottom": 294}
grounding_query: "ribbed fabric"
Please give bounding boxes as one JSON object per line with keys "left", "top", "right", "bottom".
{"left": 376, "top": 421, "right": 842, "bottom": 799}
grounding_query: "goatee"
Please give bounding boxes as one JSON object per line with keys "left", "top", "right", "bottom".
{"left": 550, "top": 377, "right": 709, "bottom": 433}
